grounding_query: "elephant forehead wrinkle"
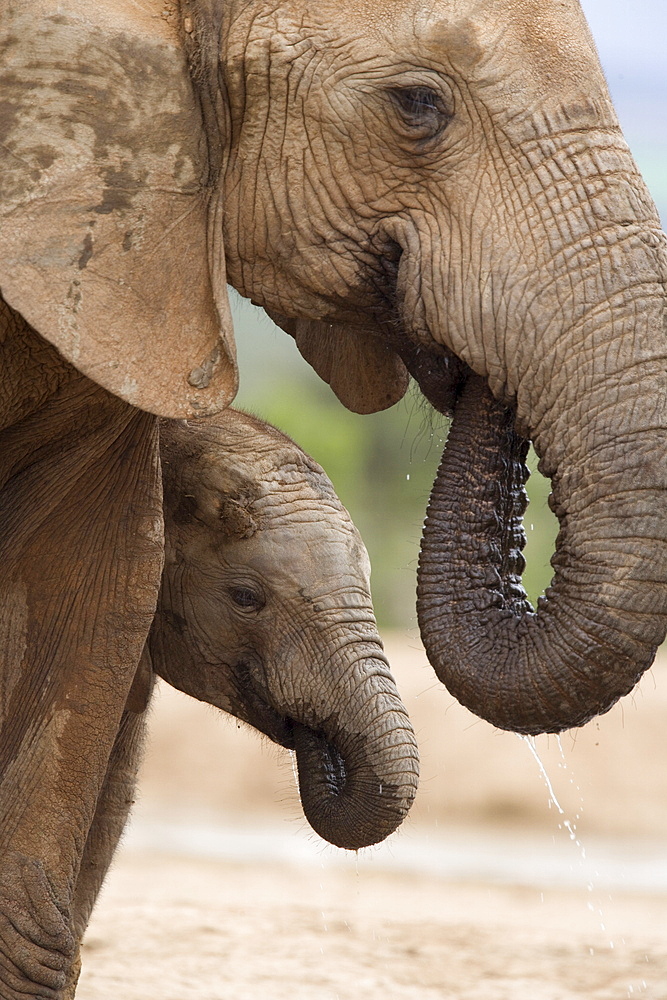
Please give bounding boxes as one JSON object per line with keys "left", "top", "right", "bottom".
{"left": 257, "top": 500, "right": 358, "bottom": 540}
{"left": 252, "top": 478, "right": 354, "bottom": 523}
{"left": 361, "top": 0, "right": 610, "bottom": 112}
{"left": 248, "top": 518, "right": 370, "bottom": 571}
{"left": 259, "top": 465, "right": 343, "bottom": 504}
{"left": 303, "top": 0, "right": 481, "bottom": 72}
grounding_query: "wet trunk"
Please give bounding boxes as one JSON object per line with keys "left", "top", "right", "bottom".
{"left": 417, "top": 373, "right": 667, "bottom": 735}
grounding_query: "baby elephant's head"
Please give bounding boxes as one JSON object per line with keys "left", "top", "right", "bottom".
{"left": 152, "top": 411, "right": 418, "bottom": 850}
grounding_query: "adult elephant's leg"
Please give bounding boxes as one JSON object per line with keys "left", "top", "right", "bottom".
{"left": 71, "top": 663, "right": 154, "bottom": 944}
{"left": 0, "top": 375, "right": 163, "bottom": 999}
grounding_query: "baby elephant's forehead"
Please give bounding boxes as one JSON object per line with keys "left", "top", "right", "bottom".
{"left": 233, "top": 467, "right": 372, "bottom": 587}
{"left": 254, "top": 461, "right": 347, "bottom": 514}
{"left": 239, "top": 517, "right": 373, "bottom": 603}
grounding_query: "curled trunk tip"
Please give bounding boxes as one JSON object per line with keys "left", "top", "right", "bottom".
{"left": 417, "top": 374, "right": 666, "bottom": 735}
{"left": 291, "top": 710, "right": 419, "bottom": 850}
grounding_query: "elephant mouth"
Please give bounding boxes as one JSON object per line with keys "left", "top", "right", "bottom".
{"left": 232, "top": 659, "right": 345, "bottom": 774}
{"left": 394, "top": 338, "right": 469, "bottom": 417}
{"left": 231, "top": 659, "right": 374, "bottom": 843}
{"left": 233, "top": 660, "right": 344, "bottom": 769}
{"left": 231, "top": 658, "right": 296, "bottom": 748}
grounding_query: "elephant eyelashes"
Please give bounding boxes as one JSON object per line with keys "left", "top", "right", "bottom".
{"left": 229, "top": 586, "right": 265, "bottom": 612}
{"left": 388, "top": 85, "right": 452, "bottom": 140}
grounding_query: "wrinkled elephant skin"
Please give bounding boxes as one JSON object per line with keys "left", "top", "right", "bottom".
{"left": 0, "top": 0, "right": 665, "bottom": 996}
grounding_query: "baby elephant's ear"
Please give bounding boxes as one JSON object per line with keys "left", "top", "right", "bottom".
{"left": 0, "top": 3, "right": 236, "bottom": 417}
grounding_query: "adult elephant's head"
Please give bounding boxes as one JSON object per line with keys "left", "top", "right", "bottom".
{"left": 2, "top": 0, "right": 665, "bottom": 734}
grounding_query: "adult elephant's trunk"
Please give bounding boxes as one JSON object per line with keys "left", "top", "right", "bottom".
{"left": 280, "top": 643, "right": 419, "bottom": 851}
{"left": 417, "top": 368, "right": 667, "bottom": 735}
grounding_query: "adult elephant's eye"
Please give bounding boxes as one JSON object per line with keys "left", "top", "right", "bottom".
{"left": 229, "top": 586, "right": 265, "bottom": 612}
{"left": 389, "top": 85, "right": 452, "bottom": 141}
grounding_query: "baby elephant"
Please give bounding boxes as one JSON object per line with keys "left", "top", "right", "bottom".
{"left": 73, "top": 409, "right": 418, "bottom": 942}
{"left": 154, "top": 408, "right": 419, "bottom": 845}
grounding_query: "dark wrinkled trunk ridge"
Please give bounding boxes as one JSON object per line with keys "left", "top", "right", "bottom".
{"left": 417, "top": 374, "right": 667, "bottom": 735}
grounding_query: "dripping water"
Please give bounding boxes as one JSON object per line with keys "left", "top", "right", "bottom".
{"left": 519, "top": 738, "right": 660, "bottom": 993}
{"left": 521, "top": 735, "right": 565, "bottom": 814}
{"left": 519, "top": 735, "right": 616, "bottom": 954}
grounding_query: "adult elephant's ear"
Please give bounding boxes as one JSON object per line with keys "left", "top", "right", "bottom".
{"left": 0, "top": 2, "right": 236, "bottom": 418}
{"left": 268, "top": 315, "right": 409, "bottom": 414}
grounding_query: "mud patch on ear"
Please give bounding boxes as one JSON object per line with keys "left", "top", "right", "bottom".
{"left": 0, "top": 6, "right": 237, "bottom": 417}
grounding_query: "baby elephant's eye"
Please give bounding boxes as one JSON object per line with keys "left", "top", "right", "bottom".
{"left": 229, "top": 586, "right": 265, "bottom": 612}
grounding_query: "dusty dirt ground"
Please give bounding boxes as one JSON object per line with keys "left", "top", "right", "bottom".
{"left": 77, "top": 637, "right": 667, "bottom": 1000}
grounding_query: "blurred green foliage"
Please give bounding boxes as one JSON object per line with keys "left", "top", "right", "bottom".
{"left": 232, "top": 294, "right": 559, "bottom": 629}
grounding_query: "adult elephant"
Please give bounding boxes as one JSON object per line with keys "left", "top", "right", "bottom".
{"left": 0, "top": 0, "right": 664, "bottom": 978}
{"left": 221, "top": 0, "right": 666, "bottom": 736}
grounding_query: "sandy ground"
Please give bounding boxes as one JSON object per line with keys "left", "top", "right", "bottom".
{"left": 77, "top": 637, "right": 667, "bottom": 999}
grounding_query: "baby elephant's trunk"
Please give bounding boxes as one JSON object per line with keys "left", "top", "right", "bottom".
{"left": 289, "top": 648, "right": 419, "bottom": 851}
